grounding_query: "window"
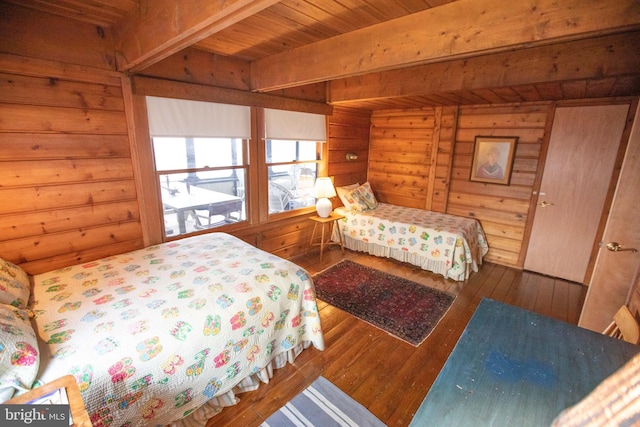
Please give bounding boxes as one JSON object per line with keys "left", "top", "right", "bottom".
{"left": 266, "top": 139, "right": 319, "bottom": 213}
{"left": 264, "top": 109, "right": 327, "bottom": 214}
{"left": 153, "top": 137, "right": 247, "bottom": 236}
{"left": 146, "top": 97, "right": 251, "bottom": 237}
{"left": 145, "top": 98, "right": 329, "bottom": 237}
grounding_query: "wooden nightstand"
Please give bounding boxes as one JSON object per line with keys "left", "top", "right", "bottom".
{"left": 6, "top": 375, "right": 92, "bottom": 427}
{"left": 308, "top": 213, "right": 345, "bottom": 261}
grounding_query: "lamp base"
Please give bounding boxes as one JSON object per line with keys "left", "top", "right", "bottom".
{"left": 315, "top": 198, "right": 332, "bottom": 218}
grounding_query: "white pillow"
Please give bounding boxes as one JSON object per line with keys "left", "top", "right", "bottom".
{"left": 0, "top": 258, "right": 31, "bottom": 309}
{"left": 336, "top": 183, "right": 361, "bottom": 210}
{"left": 0, "top": 304, "right": 40, "bottom": 402}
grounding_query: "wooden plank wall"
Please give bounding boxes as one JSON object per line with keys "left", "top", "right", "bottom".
{"left": 367, "top": 106, "right": 457, "bottom": 212}
{"left": 328, "top": 106, "right": 371, "bottom": 189}
{"left": 428, "top": 106, "right": 458, "bottom": 213}
{"left": 448, "top": 104, "right": 549, "bottom": 268}
{"left": 0, "top": 59, "right": 144, "bottom": 275}
{"left": 368, "top": 107, "right": 436, "bottom": 208}
{"left": 367, "top": 103, "right": 548, "bottom": 269}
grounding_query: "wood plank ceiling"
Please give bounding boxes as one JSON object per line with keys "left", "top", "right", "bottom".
{"left": 7, "top": 0, "right": 640, "bottom": 111}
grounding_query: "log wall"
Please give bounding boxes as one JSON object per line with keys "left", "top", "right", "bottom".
{"left": 328, "top": 107, "right": 371, "bottom": 189}
{"left": 0, "top": 58, "right": 144, "bottom": 275}
{"left": 368, "top": 108, "right": 435, "bottom": 208}
{"left": 367, "top": 106, "right": 458, "bottom": 212}
{"left": 448, "top": 104, "right": 550, "bottom": 268}
{"left": 367, "top": 103, "right": 549, "bottom": 269}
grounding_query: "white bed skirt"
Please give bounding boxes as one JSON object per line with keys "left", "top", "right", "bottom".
{"left": 337, "top": 232, "right": 480, "bottom": 281}
{"left": 169, "top": 341, "right": 311, "bottom": 427}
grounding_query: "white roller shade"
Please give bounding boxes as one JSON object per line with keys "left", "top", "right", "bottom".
{"left": 265, "top": 108, "right": 326, "bottom": 141}
{"left": 146, "top": 96, "right": 251, "bottom": 138}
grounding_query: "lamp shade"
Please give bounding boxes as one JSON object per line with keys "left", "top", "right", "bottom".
{"left": 313, "top": 177, "right": 336, "bottom": 217}
{"left": 313, "top": 177, "right": 336, "bottom": 199}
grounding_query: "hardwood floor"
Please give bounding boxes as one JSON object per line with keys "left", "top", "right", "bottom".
{"left": 206, "top": 247, "right": 588, "bottom": 427}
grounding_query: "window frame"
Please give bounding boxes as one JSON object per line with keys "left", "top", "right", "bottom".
{"left": 151, "top": 136, "right": 250, "bottom": 238}
{"left": 256, "top": 108, "right": 329, "bottom": 222}
{"left": 264, "top": 142, "right": 323, "bottom": 217}
{"left": 138, "top": 96, "right": 329, "bottom": 243}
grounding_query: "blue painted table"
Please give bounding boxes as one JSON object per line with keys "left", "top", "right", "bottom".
{"left": 410, "top": 298, "right": 640, "bottom": 427}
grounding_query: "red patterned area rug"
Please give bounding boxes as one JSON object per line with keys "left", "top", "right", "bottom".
{"left": 313, "top": 260, "right": 455, "bottom": 346}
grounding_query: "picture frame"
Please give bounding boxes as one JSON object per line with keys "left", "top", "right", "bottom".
{"left": 470, "top": 136, "right": 518, "bottom": 185}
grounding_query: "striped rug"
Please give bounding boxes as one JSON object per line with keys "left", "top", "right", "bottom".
{"left": 260, "top": 376, "right": 387, "bottom": 427}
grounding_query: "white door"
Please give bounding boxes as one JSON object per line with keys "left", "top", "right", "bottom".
{"left": 524, "top": 104, "right": 629, "bottom": 283}
{"left": 580, "top": 104, "right": 640, "bottom": 332}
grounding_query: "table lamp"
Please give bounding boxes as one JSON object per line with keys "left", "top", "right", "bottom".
{"left": 313, "top": 177, "right": 336, "bottom": 218}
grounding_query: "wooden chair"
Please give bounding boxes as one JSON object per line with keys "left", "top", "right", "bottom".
{"left": 603, "top": 305, "right": 640, "bottom": 345}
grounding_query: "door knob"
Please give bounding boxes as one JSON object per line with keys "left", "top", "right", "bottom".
{"left": 606, "top": 242, "right": 638, "bottom": 253}
{"left": 539, "top": 201, "right": 553, "bottom": 207}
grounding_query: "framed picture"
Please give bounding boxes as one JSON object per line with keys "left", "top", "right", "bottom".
{"left": 470, "top": 136, "right": 518, "bottom": 185}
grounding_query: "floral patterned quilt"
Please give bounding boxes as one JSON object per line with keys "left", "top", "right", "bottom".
{"left": 335, "top": 203, "right": 489, "bottom": 281}
{"left": 30, "top": 232, "right": 324, "bottom": 426}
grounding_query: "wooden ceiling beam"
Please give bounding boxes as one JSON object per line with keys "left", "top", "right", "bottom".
{"left": 251, "top": 0, "right": 640, "bottom": 91}
{"left": 113, "top": 0, "right": 280, "bottom": 72}
{"left": 131, "top": 76, "right": 333, "bottom": 116}
{"left": 328, "top": 32, "right": 640, "bottom": 104}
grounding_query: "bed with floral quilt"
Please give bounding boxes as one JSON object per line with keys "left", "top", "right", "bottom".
{"left": 0, "top": 232, "right": 324, "bottom": 427}
{"left": 333, "top": 182, "right": 489, "bottom": 281}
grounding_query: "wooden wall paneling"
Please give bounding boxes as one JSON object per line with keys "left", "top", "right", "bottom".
{"left": 230, "top": 215, "right": 315, "bottom": 260}
{"left": 0, "top": 52, "right": 121, "bottom": 87}
{"left": 368, "top": 107, "right": 435, "bottom": 208}
{"left": 255, "top": 216, "right": 315, "bottom": 259}
{"left": 0, "top": 104, "right": 129, "bottom": 133}
{"left": 328, "top": 106, "right": 371, "bottom": 191}
{"left": 448, "top": 103, "right": 550, "bottom": 268}
{"left": 140, "top": 47, "right": 252, "bottom": 91}
{"left": 0, "top": 180, "right": 138, "bottom": 216}
{"left": 0, "top": 134, "right": 131, "bottom": 159}
{"left": 431, "top": 106, "right": 458, "bottom": 212}
{"left": 0, "top": 57, "right": 143, "bottom": 274}
{"left": 0, "top": 159, "right": 134, "bottom": 186}
{"left": 18, "top": 240, "right": 145, "bottom": 276}
{"left": 0, "top": 201, "right": 141, "bottom": 242}
{"left": 0, "top": 3, "right": 116, "bottom": 70}
{"left": 0, "top": 221, "right": 143, "bottom": 265}
{"left": 0, "top": 72, "right": 125, "bottom": 110}
{"left": 425, "top": 107, "right": 443, "bottom": 211}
